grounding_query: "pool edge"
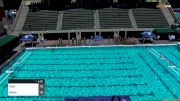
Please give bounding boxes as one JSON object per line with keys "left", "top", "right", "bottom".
{"left": 26, "top": 43, "right": 178, "bottom": 50}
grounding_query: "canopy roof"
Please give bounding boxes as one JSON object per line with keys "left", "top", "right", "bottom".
{"left": 140, "top": 31, "right": 156, "bottom": 37}
{"left": 20, "top": 34, "right": 35, "bottom": 42}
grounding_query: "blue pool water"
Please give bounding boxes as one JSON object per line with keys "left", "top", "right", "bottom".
{"left": 0, "top": 45, "right": 179, "bottom": 101}
{"left": 175, "top": 13, "right": 180, "bottom": 18}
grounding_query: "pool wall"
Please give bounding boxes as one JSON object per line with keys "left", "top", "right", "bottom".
{"left": 26, "top": 44, "right": 177, "bottom": 50}
{"left": 0, "top": 49, "right": 26, "bottom": 74}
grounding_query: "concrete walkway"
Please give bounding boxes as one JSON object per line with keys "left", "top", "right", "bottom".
{"left": 15, "top": 38, "right": 179, "bottom": 50}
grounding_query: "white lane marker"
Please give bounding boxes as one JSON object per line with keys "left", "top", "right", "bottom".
{"left": 147, "top": 48, "right": 160, "bottom": 59}
{"left": 16, "top": 51, "right": 28, "bottom": 64}
{"left": 0, "top": 52, "right": 27, "bottom": 79}
{"left": 19, "top": 52, "right": 31, "bottom": 63}
{"left": 0, "top": 74, "right": 5, "bottom": 79}
{"left": 0, "top": 51, "right": 32, "bottom": 85}
{"left": 7, "top": 52, "right": 31, "bottom": 72}
{"left": 171, "top": 68, "right": 180, "bottom": 76}
{"left": 176, "top": 68, "right": 180, "bottom": 72}
{"left": 0, "top": 73, "right": 11, "bottom": 85}
{"left": 148, "top": 48, "right": 180, "bottom": 75}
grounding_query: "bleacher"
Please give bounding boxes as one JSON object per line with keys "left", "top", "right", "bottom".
{"left": 62, "top": 9, "right": 94, "bottom": 30}
{"left": 98, "top": 8, "right": 132, "bottom": 29}
{"left": 21, "top": 8, "right": 172, "bottom": 31}
{"left": 132, "top": 8, "right": 169, "bottom": 28}
{"left": 23, "top": 10, "right": 58, "bottom": 31}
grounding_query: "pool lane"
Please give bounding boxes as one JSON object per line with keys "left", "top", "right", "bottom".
{"left": 138, "top": 53, "right": 178, "bottom": 99}
{"left": 0, "top": 46, "right": 179, "bottom": 101}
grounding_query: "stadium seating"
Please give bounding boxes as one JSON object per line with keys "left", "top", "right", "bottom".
{"left": 132, "top": 8, "right": 169, "bottom": 28}
{"left": 98, "top": 8, "right": 132, "bottom": 29}
{"left": 22, "top": 8, "right": 171, "bottom": 31}
{"left": 23, "top": 10, "right": 58, "bottom": 31}
{"left": 62, "top": 9, "right": 94, "bottom": 30}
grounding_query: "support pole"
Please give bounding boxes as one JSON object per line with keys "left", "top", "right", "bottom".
{"left": 125, "top": 31, "right": 127, "bottom": 39}
{"left": 94, "top": 31, "right": 96, "bottom": 38}
{"left": 68, "top": 33, "right": 70, "bottom": 45}
{"left": 114, "top": 31, "right": 117, "bottom": 40}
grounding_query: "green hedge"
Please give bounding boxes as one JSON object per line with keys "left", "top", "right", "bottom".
{"left": 0, "top": 35, "right": 17, "bottom": 47}
{"left": 154, "top": 28, "right": 175, "bottom": 33}
{"left": 175, "top": 29, "right": 180, "bottom": 33}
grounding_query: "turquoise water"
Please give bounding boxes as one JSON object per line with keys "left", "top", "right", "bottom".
{"left": 0, "top": 45, "right": 179, "bottom": 101}
{"left": 175, "top": 13, "right": 180, "bottom": 17}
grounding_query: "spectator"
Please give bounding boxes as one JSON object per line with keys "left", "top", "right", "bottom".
{"left": 168, "top": 35, "right": 171, "bottom": 40}
{"left": 83, "top": 37, "right": 86, "bottom": 45}
{"left": 72, "top": 38, "right": 74, "bottom": 45}
{"left": 169, "top": 35, "right": 175, "bottom": 41}
{"left": 157, "top": 35, "right": 160, "bottom": 41}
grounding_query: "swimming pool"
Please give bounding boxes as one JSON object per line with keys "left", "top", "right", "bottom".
{"left": 175, "top": 13, "right": 180, "bottom": 18}
{"left": 0, "top": 45, "right": 179, "bottom": 101}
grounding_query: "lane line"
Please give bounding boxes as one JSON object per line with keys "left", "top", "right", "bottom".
{"left": 19, "top": 52, "right": 31, "bottom": 63}
{"left": 148, "top": 48, "right": 180, "bottom": 75}
{"left": 0, "top": 73, "right": 11, "bottom": 85}
{"left": 171, "top": 68, "right": 180, "bottom": 76}
{"left": 0, "top": 52, "right": 28, "bottom": 79}
{"left": 0, "top": 51, "right": 31, "bottom": 85}
{"left": 16, "top": 51, "right": 28, "bottom": 64}
{"left": 176, "top": 68, "right": 180, "bottom": 72}
{"left": 147, "top": 48, "right": 160, "bottom": 59}
{"left": 0, "top": 74, "right": 5, "bottom": 79}
{"left": 7, "top": 52, "right": 31, "bottom": 72}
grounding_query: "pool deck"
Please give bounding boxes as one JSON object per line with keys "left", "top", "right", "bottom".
{"left": 35, "top": 39, "right": 179, "bottom": 47}
{"left": 0, "top": 51, "right": 20, "bottom": 72}
{"left": 14, "top": 38, "right": 179, "bottom": 51}
{"left": 1, "top": 39, "right": 178, "bottom": 71}
{"left": 0, "top": 47, "right": 25, "bottom": 72}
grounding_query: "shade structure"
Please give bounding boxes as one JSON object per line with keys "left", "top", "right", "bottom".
{"left": 20, "top": 34, "right": 35, "bottom": 42}
{"left": 140, "top": 31, "right": 156, "bottom": 38}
